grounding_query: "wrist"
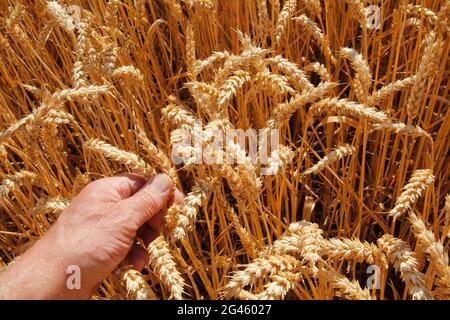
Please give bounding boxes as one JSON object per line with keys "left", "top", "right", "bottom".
{"left": 0, "top": 235, "right": 97, "bottom": 300}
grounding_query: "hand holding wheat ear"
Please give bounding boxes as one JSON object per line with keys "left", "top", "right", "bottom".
{"left": 0, "top": 174, "right": 177, "bottom": 300}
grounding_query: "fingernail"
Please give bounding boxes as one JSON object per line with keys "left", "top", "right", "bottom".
{"left": 148, "top": 174, "right": 172, "bottom": 194}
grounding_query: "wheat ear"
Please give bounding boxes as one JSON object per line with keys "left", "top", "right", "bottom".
{"left": 370, "top": 122, "right": 431, "bottom": 139}
{"left": 304, "top": 62, "right": 331, "bottom": 82}
{"left": 222, "top": 254, "right": 300, "bottom": 299}
{"left": 217, "top": 70, "right": 251, "bottom": 110}
{"left": 162, "top": 96, "right": 199, "bottom": 128}
{"left": 377, "top": 234, "right": 431, "bottom": 300}
{"left": 267, "top": 55, "right": 314, "bottom": 91}
{"left": 263, "top": 221, "right": 324, "bottom": 271}
{"left": 367, "top": 76, "right": 417, "bottom": 106}
{"left": 112, "top": 66, "right": 144, "bottom": 81}
{"left": 302, "top": 144, "right": 356, "bottom": 176}
{"left": 0, "top": 170, "right": 37, "bottom": 197}
{"left": 323, "top": 270, "right": 372, "bottom": 300}
{"left": 85, "top": 139, "right": 155, "bottom": 177}
{"left": 245, "top": 272, "right": 303, "bottom": 300}
{"left": 147, "top": 236, "right": 186, "bottom": 300}
{"left": 309, "top": 97, "right": 389, "bottom": 123}
{"left": 408, "top": 212, "right": 450, "bottom": 294}
{"left": 275, "top": 0, "right": 297, "bottom": 45}
{"left": 406, "top": 4, "right": 438, "bottom": 26}
{"left": 119, "top": 268, "right": 158, "bottom": 300}
{"left": 46, "top": 1, "right": 75, "bottom": 33}
{"left": 268, "top": 82, "right": 337, "bottom": 128}
{"left": 407, "top": 32, "right": 443, "bottom": 121}
{"left": 136, "top": 126, "right": 179, "bottom": 185}
{"left": 319, "top": 237, "right": 387, "bottom": 267}
{"left": 389, "top": 169, "right": 435, "bottom": 220}
{"left": 293, "top": 15, "right": 336, "bottom": 64}
{"left": 340, "top": 47, "right": 372, "bottom": 103}
{"left": 168, "top": 179, "right": 212, "bottom": 241}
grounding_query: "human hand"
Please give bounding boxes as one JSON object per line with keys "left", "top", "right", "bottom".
{"left": 0, "top": 173, "right": 183, "bottom": 300}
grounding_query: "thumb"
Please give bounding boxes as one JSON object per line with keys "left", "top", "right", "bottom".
{"left": 122, "top": 174, "right": 173, "bottom": 226}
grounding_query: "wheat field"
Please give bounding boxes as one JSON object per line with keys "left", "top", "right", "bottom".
{"left": 0, "top": 0, "right": 449, "bottom": 300}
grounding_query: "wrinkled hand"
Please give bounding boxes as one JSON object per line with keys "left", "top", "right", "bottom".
{"left": 0, "top": 174, "right": 183, "bottom": 300}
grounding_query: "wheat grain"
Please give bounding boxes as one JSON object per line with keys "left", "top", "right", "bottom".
{"left": 257, "top": 0, "right": 271, "bottom": 40}
{"left": 304, "top": 62, "right": 331, "bottom": 82}
{"left": 265, "top": 145, "right": 295, "bottom": 175}
{"left": 263, "top": 221, "right": 324, "bottom": 271}
{"left": 217, "top": 70, "right": 251, "bottom": 110}
{"left": 162, "top": 96, "right": 199, "bottom": 128}
{"left": 185, "top": 23, "right": 196, "bottom": 81}
{"left": 163, "top": 0, "right": 184, "bottom": 22}
{"left": 320, "top": 238, "right": 387, "bottom": 267}
{"left": 249, "top": 272, "right": 303, "bottom": 300}
{"left": 302, "top": 144, "right": 356, "bottom": 176}
{"left": 301, "top": 0, "right": 322, "bottom": 17}
{"left": 31, "top": 197, "right": 69, "bottom": 215}
{"left": 344, "top": 0, "right": 367, "bottom": 28}
{"left": 102, "top": 44, "right": 118, "bottom": 78}
{"left": 136, "top": 126, "right": 179, "bottom": 184}
{"left": 256, "top": 70, "right": 296, "bottom": 96}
